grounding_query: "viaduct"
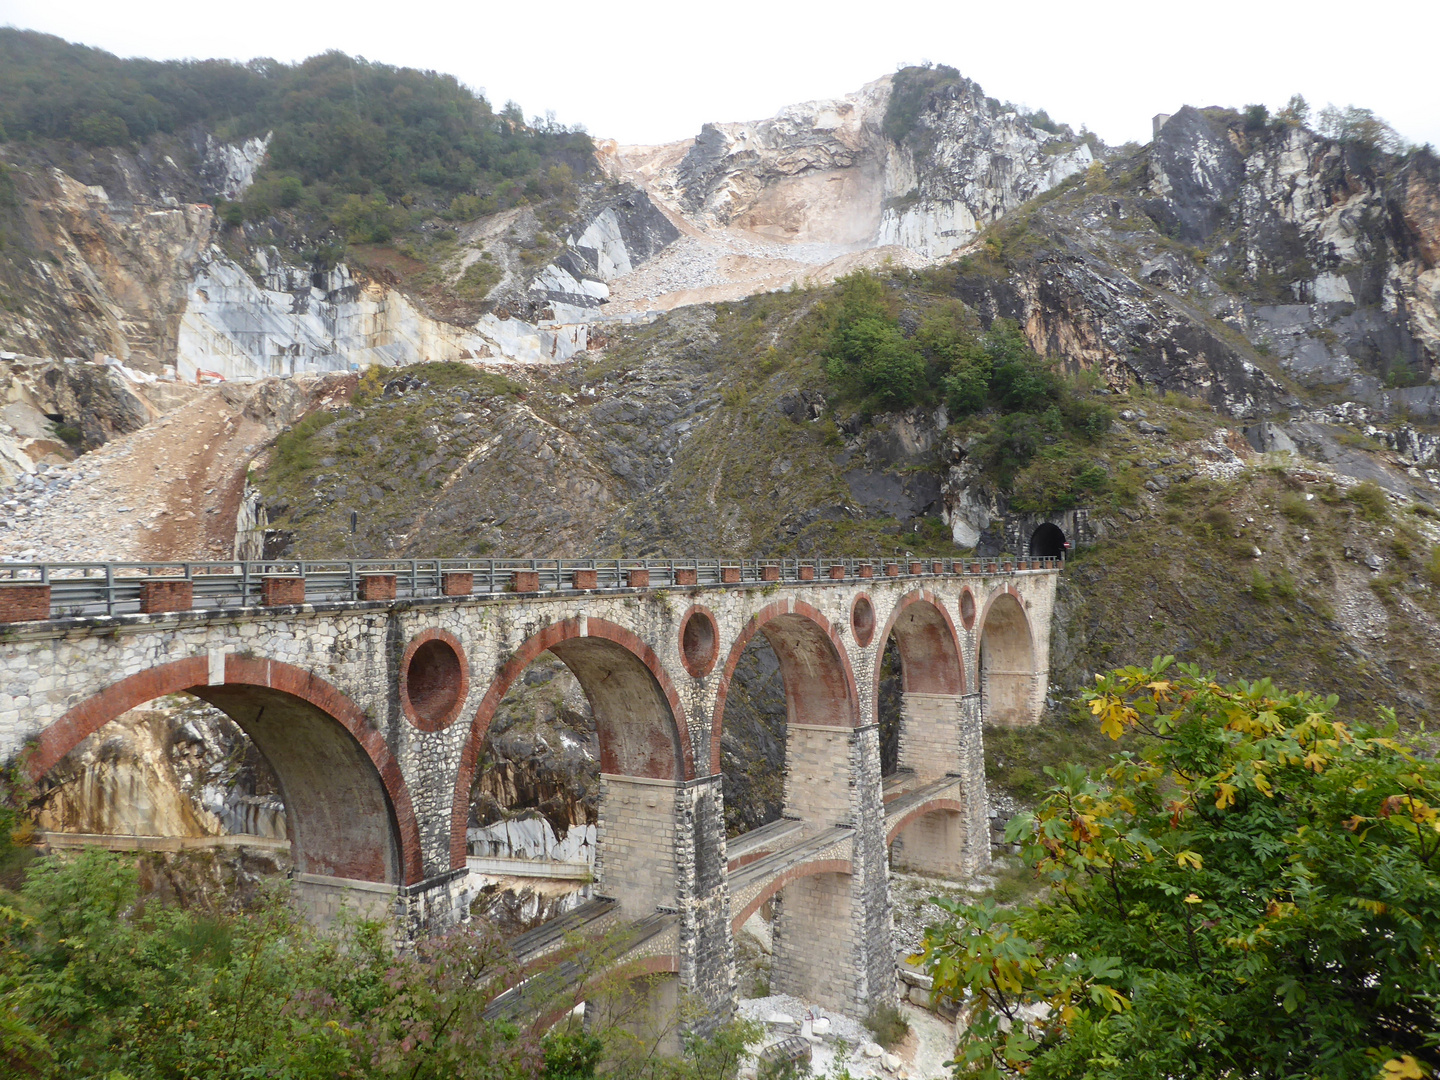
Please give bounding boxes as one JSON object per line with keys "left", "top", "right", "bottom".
{"left": 0, "top": 555, "right": 1059, "bottom": 1023}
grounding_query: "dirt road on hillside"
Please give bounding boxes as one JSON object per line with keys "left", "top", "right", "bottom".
{"left": 0, "top": 376, "right": 349, "bottom": 563}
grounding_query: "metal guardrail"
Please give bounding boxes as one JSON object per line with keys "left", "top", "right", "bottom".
{"left": 0, "top": 556, "right": 1062, "bottom": 622}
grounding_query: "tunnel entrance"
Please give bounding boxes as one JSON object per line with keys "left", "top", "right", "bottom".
{"left": 1029, "top": 522, "right": 1067, "bottom": 558}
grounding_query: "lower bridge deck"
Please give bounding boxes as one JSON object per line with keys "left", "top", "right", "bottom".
{"left": 485, "top": 901, "right": 677, "bottom": 1022}
{"left": 882, "top": 773, "right": 965, "bottom": 830}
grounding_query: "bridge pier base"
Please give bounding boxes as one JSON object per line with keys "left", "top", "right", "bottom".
{"left": 597, "top": 774, "right": 733, "bottom": 1030}
{"left": 891, "top": 810, "right": 968, "bottom": 877}
{"left": 293, "top": 867, "right": 474, "bottom": 942}
{"left": 773, "top": 722, "right": 898, "bottom": 1016}
{"left": 772, "top": 871, "right": 856, "bottom": 1011}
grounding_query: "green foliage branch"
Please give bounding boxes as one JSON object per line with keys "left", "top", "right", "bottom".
{"left": 920, "top": 659, "right": 1440, "bottom": 1079}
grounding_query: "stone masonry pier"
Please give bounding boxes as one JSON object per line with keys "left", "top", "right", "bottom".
{"left": 0, "top": 555, "right": 1060, "bottom": 1025}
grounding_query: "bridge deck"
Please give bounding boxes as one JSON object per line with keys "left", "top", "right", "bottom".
{"left": 484, "top": 909, "right": 679, "bottom": 1021}
{"left": 504, "top": 896, "right": 619, "bottom": 972}
{"left": 726, "top": 817, "right": 805, "bottom": 870}
{"left": 883, "top": 776, "right": 965, "bottom": 830}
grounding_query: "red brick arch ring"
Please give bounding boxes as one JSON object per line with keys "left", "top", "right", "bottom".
{"left": 730, "top": 859, "right": 854, "bottom": 935}
{"left": 872, "top": 589, "right": 966, "bottom": 708}
{"left": 25, "top": 654, "right": 425, "bottom": 886}
{"left": 886, "top": 797, "right": 966, "bottom": 845}
{"left": 399, "top": 628, "right": 469, "bottom": 732}
{"left": 709, "top": 599, "right": 861, "bottom": 775}
{"left": 450, "top": 616, "right": 695, "bottom": 870}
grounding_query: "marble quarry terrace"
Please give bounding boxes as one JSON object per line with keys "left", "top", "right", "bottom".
{"left": 0, "top": 554, "right": 1061, "bottom": 1022}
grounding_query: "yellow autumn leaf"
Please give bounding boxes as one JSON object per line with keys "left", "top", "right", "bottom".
{"left": 1382, "top": 1056, "right": 1428, "bottom": 1079}
{"left": 1177, "top": 851, "right": 1203, "bottom": 870}
{"left": 1184, "top": 893, "right": 1202, "bottom": 904}
{"left": 1215, "top": 783, "right": 1237, "bottom": 810}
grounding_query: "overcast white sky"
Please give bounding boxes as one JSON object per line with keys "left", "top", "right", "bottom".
{"left": 3, "top": 0, "right": 1437, "bottom": 150}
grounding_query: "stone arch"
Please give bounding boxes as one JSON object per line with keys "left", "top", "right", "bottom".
{"left": 872, "top": 590, "right": 965, "bottom": 704}
{"left": 977, "top": 589, "right": 1038, "bottom": 726}
{"left": 1029, "top": 522, "right": 1067, "bottom": 558}
{"left": 450, "top": 617, "right": 694, "bottom": 869}
{"left": 730, "top": 858, "right": 853, "bottom": 934}
{"left": 886, "top": 797, "right": 966, "bottom": 845}
{"left": 710, "top": 599, "right": 860, "bottom": 774}
{"left": 28, "top": 654, "right": 424, "bottom": 885}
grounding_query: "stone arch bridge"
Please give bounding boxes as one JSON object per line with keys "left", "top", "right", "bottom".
{"left": 0, "top": 555, "right": 1058, "bottom": 1021}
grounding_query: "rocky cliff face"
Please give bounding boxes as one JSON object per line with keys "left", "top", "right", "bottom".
{"left": 943, "top": 108, "right": 1440, "bottom": 419}
{"left": 639, "top": 73, "right": 1090, "bottom": 259}
{"left": 0, "top": 68, "right": 1100, "bottom": 378}
{"left": 33, "top": 696, "right": 285, "bottom": 840}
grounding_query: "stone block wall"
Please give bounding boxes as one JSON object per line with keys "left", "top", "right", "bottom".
{"left": 958, "top": 693, "right": 989, "bottom": 875}
{"left": 771, "top": 871, "right": 856, "bottom": 1012}
{"left": 293, "top": 872, "right": 398, "bottom": 930}
{"left": 671, "top": 775, "right": 735, "bottom": 1029}
{"left": 849, "top": 722, "right": 899, "bottom": 1011}
{"left": 898, "top": 692, "right": 961, "bottom": 781}
{"left": 784, "top": 725, "right": 854, "bottom": 828}
{"left": 892, "top": 810, "right": 967, "bottom": 877}
{"left": 596, "top": 775, "right": 680, "bottom": 917}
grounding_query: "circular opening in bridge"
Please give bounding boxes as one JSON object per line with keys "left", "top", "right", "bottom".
{"left": 402, "top": 632, "right": 467, "bottom": 731}
{"left": 851, "top": 596, "right": 876, "bottom": 647}
{"left": 680, "top": 608, "right": 719, "bottom": 677}
{"left": 959, "top": 589, "right": 976, "bottom": 629}
{"left": 1029, "top": 522, "right": 1067, "bottom": 558}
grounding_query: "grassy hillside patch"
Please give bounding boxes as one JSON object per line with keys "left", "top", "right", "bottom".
{"left": 1054, "top": 467, "right": 1440, "bottom": 725}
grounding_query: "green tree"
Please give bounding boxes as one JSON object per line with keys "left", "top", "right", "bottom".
{"left": 920, "top": 659, "right": 1440, "bottom": 1079}
{"left": 823, "top": 272, "right": 926, "bottom": 409}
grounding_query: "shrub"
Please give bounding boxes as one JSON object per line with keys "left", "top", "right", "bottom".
{"left": 1348, "top": 480, "right": 1391, "bottom": 521}
{"left": 1278, "top": 491, "right": 1316, "bottom": 523}
{"left": 457, "top": 257, "right": 503, "bottom": 301}
{"left": 542, "top": 1030, "right": 603, "bottom": 1080}
{"left": 1248, "top": 566, "right": 1272, "bottom": 602}
{"left": 922, "top": 659, "right": 1440, "bottom": 1077}
{"left": 1, "top": 848, "right": 537, "bottom": 1078}
{"left": 863, "top": 1003, "right": 910, "bottom": 1049}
